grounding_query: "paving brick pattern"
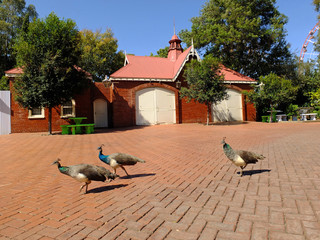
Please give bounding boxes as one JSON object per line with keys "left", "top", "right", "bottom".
{"left": 0, "top": 122, "right": 320, "bottom": 239}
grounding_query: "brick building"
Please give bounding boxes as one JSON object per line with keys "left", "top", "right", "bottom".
{"left": 109, "top": 34, "right": 256, "bottom": 127}
{"left": 5, "top": 34, "right": 256, "bottom": 133}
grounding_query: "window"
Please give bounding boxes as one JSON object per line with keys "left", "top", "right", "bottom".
{"left": 61, "top": 99, "right": 75, "bottom": 118}
{"left": 28, "top": 107, "right": 45, "bottom": 119}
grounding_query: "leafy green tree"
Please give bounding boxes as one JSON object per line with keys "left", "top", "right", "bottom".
{"left": 180, "top": 54, "right": 227, "bottom": 125}
{"left": 308, "top": 87, "right": 320, "bottom": 117}
{"left": 0, "top": 0, "right": 37, "bottom": 78}
{"left": 243, "top": 73, "right": 298, "bottom": 121}
{"left": 150, "top": 46, "right": 170, "bottom": 58}
{"left": 0, "top": 75, "right": 9, "bottom": 90}
{"left": 179, "top": 0, "right": 294, "bottom": 79}
{"left": 13, "top": 12, "right": 88, "bottom": 134}
{"left": 314, "top": 0, "right": 320, "bottom": 12}
{"left": 308, "top": 88, "right": 320, "bottom": 106}
{"left": 293, "top": 61, "right": 320, "bottom": 105}
{"left": 78, "top": 28, "right": 124, "bottom": 82}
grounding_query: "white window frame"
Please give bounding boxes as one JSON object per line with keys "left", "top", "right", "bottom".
{"left": 61, "top": 99, "right": 76, "bottom": 118}
{"left": 28, "top": 107, "right": 45, "bottom": 119}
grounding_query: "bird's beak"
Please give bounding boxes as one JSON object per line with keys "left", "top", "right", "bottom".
{"left": 51, "top": 158, "right": 60, "bottom": 165}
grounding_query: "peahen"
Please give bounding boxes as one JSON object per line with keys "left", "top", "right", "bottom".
{"left": 52, "top": 158, "right": 119, "bottom": 193}
{"left": 97, "top": 144, "right": 145, "bottom": 176}
{"left": 221, "top": 137, "right": 265, "bottom": 176}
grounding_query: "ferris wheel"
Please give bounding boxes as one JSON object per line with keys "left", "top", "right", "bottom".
{"left": 299, "top": 21, "right": 320, "bottom": 63}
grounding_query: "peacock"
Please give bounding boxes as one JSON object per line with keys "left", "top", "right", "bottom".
{"left": 52, "top": 158, "right": 119, "bottom": 193}
{"left": 221, "top": 137, "right": 265, "bottom": 176}
{"left": 97, "top": 144, "right": 145, "bottom": 176}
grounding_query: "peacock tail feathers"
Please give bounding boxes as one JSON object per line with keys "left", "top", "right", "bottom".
{"left": 109, "top": 153, "right": 145, "bottom": 165}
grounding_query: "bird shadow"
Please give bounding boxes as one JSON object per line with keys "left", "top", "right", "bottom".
{"left": 120, "top": 173, "right": 156, "bottom": 179}
{"left": 238, "top": 169, "right": 271, "bottom": 176}
{"left": 87, "top": 184, "right": 128, "bottom": 194}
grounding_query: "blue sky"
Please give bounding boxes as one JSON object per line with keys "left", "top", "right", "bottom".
{"left": 25, "top": 0, "right": 318, "bottom": 61}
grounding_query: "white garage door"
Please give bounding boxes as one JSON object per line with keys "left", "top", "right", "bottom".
{"left": 212, "top": 89, "right": 243, "bottom": 122}
{"left": 136, "top": 87, "right": 176, "bottom": 125}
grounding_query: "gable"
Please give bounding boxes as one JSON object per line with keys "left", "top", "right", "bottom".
{"left": 110, "top": 46, "right": 200, "bottom": 82}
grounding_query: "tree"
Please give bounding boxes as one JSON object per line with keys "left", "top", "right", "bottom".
{"left": 243, "top": 73, "right": 298, "bottom": 121}
{"left": 314, "top": 0, "right": 320, "bottom": 12}
{"left": 150, "top": 46, "right": 170, "bottom": 58}
{"left": 179, "top": 0, "right": 294, "bottom": 79}
{"left": 0, "top": 75, "right": 9, "bottom": 90}
{"left": 13, "top": 12, "right": 88, "bottom": 134}
{"left": 78, "top": 28, "right": 124, "bottom": 82}
{"left": 180, "top": 54, "right": 228, "bottom": 125}
{"left": 293, "top": 61, "right": 320, "bottom": 105}
{"left": 0, "top": 0, "right": 37, "bottom": 79}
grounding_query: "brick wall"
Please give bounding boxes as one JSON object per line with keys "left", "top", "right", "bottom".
{"left": 9, "top": 77, "right": 256, "bottom": 133}
{"left": 179, "top": 98, "right": 209, "bottom": 123}
{"left": 111, "top": 81, "right": 211, "bottom": 127}
{"left": 9, "top": 80, "right": 110, "bottom": 133}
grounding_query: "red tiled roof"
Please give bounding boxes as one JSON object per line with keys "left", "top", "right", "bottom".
{"left": 221, "top": 66, "right": 256, "bottom": 82}
{"left": 110, "top": 47, "right": 256, "bottom": 83}
{"left": 115, "top": 55, "right": 174, "bottom": 79}
{"left": 5, "top": 66, "right": 92, "bottom": 78}
{"left": 170, "top": 34, "right": 180, "bottom": 42}
{"left": 4, "top": 67, "right": 24, "bottom": 75}
{"left": 110, "top": 46, "right": 193, "bottom": 81}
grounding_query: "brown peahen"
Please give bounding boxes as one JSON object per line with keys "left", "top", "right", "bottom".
{"left": 221, "top": 137, "right": 265, "bottom": 176}
{"left": 52, "top": 158, "right": 119, "bottom": 193}
{"left": 97, "top": 144, "right": 145, "bottom": 176}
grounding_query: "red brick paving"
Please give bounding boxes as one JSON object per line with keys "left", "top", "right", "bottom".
{"left": 1, "top": 122, "right": 320, "bottom": 239}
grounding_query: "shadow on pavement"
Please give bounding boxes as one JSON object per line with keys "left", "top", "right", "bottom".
{"left": 87, "top": 183, "right": 128, "bottom": 193}
{"left": 120, "top": 173, "right": 156, "bottom": 179}
{"left": 239, "top": 169, "right": 271, "bottom": 176}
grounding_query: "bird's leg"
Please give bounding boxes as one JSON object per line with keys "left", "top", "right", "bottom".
{"left": 105, "top": 178, "right": 112, "bottom": 183}
{"left": 240, "top": 166, "right": 244, "bottom": 177}
{"left": 121, "top": 166, "right": 130, "bottom": 176}
{"left": 85, "top": 183, "right": 88, "bottom": 194}
{"left": 79, "top": 183, "right": 86, "bottom": 193}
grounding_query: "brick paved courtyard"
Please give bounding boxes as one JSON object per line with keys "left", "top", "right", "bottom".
{"left": 0, "top": 122, "right": 320, "bottom": 240}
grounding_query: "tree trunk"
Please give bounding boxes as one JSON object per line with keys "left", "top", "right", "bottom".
{"left": 206, "top": 103, "right": 210, "bottom": 125}
{"left": 270, "top": 104, "right": 273, "bottom": 123}
{"left": 48, "top": 107, "right": 52, "bottom": 135}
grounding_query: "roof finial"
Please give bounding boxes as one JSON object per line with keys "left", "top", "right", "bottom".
{"left": 124, "top": 50, "right": 127, "bottom": 66}
{"left": 173, "top": 17, "right": 176, "bottom": 35}
{"left": 191, "top": 38, "right": 195, "bottom": 55}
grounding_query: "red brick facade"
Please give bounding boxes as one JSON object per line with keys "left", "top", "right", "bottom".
{"left": 111, "top": 81, "right": 256, "bottom": 127}
{"left": 8, "top": 80, "right": 111, "bottom": 133}
{"left": 7, "top": 72, "right": 256, "bottom": 133}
